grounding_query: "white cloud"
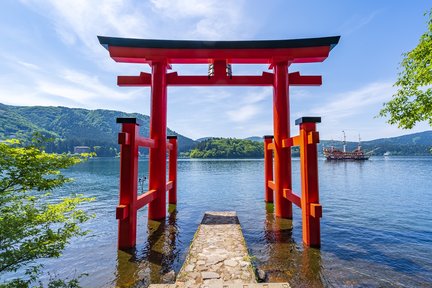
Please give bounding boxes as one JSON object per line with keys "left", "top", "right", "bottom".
{"left": 247, "top": 89, "right": 271, "bottom": 104}
{"left": 150, "top": 0, "right": 216, "bottom": 19}
{"left": 234, "top": 123, "right": 273, "bottom": 137}
{"left": 21, "top": 0, "right": 252, "bottom": 57}
{"left": 36, "top": 81, "right": 95, "bottom": 102}
{"left": 16, "top": 60, "right": 40, "bottom": 71}
{"left": 150, "top": 0, "right": 250, "bottom": 39}
{"left": 20, "top": 0, "right": 150, "bottom": 58}
{"left": 0, "top": 63, "right": 142, "bottom": 109}
{"left": 339, "top": 10, "right": 380, "bottom": 36}
{"left": 310, "top": 82, "right": 394, "bottom": 120}
{"left": 301, "top": 81, "right": 431, "bottom": 141}
{"left": 59, "top": 69, "right": 137, "bottom": 100}
{"left": 225, "top": 88, "right": 270, "bottom": 123}
{"left": 227, "top": 105, "right": 259, "bottom": 122}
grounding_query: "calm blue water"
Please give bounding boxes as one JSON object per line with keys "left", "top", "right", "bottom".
{"left": 14, "top": 157, "right": 432, "bottom": 287}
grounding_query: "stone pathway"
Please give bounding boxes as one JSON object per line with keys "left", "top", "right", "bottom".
{"left": 176, "top": 211, "right": 255, "bottom": 287}
{"left": 150, "top": 284, "right": 290, "bottom": 288}
{"left": 149, "top": 211, "right": 290, "bottom": 288}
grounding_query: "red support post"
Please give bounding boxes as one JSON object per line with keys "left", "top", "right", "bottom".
{"left": 168, "top": 136, "right": 177, "bottom": 204}
{"left": 116, "top": 118, "right": 140, "bottom": 249}
{"left": 273, "top": 62, "right": 293, "bottom": 218}
{"left": 148, "top": 62, "right": 168, "bottom": 220}
{"left": 263, "top": 135, "right": 274, "bottom": 203}
{"left": 296, "top": 117, "right": 322, "bottom": 247}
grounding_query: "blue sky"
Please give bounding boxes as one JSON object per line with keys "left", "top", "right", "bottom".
{"left": 0, "top": 1, "right": 430, "bottom": 141}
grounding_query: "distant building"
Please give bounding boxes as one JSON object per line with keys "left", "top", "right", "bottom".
{"left": 74, "top": 146, "right": 90, "bottom": 154}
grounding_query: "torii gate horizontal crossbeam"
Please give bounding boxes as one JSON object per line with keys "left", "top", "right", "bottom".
{"left": 118, "top": 71, "right": 322, "bottom": 87}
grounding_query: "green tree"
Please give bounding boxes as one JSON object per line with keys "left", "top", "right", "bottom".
{"left": 379, "top": 9, "right": 432, "bottom": 128}
{"left": 189, "top": 138, "right": 264, "bottom": 159}
{"left": 0, "top": 139, "right": 93, "bottom": 287}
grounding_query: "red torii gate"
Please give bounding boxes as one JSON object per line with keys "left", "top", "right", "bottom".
{"left": 98, "top": 36, "right": 340, "bottom": 249}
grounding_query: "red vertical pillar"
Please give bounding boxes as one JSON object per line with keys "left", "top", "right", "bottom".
{"left": 273, "top": 62, "right": 293, "bottom": 218}
{"left": 168, "top": 136, "right": 177, "bottom": 204}
{"left": 297, "top": 117, "right": 322, "bottom": 247}
{"left": 116, "top": 118, "right": 139, "bottom": 249}
{"left": 264, "top": 135, "right": 274, "bottom": 203}
{"left": 148, "top": 62, "right": 168, "bottom": 220}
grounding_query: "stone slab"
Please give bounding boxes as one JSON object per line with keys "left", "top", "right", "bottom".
{"left": 176, "top": 212, "right": 255, "bottom": 286}
{"left": 149, "top": 211, "right": 290, "bottom": 288}
{"left": 150, "top": 284, "right": 290, "bottom": 288}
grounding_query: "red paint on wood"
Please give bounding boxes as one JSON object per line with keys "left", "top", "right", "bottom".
{"left": 148, "top": 62, "right": 168, "bottom": 220}
{"left": 136, "top": 189, "right": 158, "bottom": 210}
{"left": 299, "top": 122, "right": 321, "bottom": 247}
{"left": 136, "top": 136, "right": 157, "bottom": 148}
{"left": 264, "top": 137, "right": 274, "bottom": 203}
{"left": 109, "top": 46, "right": 331, "bottom": 64}
{"left": 168, "top": 137, "right": 177, "bottom": 204}
{"left": 283, "top": 189, "right": 302, "bottom": 208}
{"left": 273, "top": 62, "right": 293, "bottom": 219}
{"left": 117, "top": 122, "right": 139, "bottom": 249}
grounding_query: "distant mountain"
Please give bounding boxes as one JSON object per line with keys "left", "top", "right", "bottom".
{"left": 366, "top": 131, "right": 432, "bottom": 146}
{"left": 318, "top": 131, "right": 432, "bottom": 156}
{"left": 2, "top": 103, "right": 430, "bottom": 157}
{"left": 0, "top": 103, "right": 196, "bottom": 156}
{"left": 195, "top": 137, "right": 214, "bottom": 142}
{"left": 244, "top": 136, "right": 263, "bottom": 142}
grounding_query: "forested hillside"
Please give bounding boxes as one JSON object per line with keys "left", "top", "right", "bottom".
{"left": 1, "top": 103, "right": 430, "bottom": 157}
{"left": 188, "top": 138, "right": 264, "bottom": 158}
{"left": 0, "top": 103, "right": 196, "bottom": 156}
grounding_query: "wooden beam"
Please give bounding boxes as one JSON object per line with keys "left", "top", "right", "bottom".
{"left": 310, "top": 203, "right": 322, "bottom": 218}
{"left": 268, "top": 180, "right": 276, "bottom": 191}
{"left": 288, "top": 72, "right": 322, "bottom": 86}
{"left": 116, "top": 204, "right": 129, "bottom": 220}
{"left": 118, "top": 72, "right": 152, "bottom": 86}
{"left": 267, "top": 142, "right": 275, "bottom": 150}
{"left": 136, "top": 189, "right": 157, "bottom": 210}
{"left": 118, "top": 132, "right": 130, "bottom": 145}
{"left": 166, "top": 142, "right": 173, "bottom": 151}
{"left": 136, "top": 136, "right": 157, "bottom": 148}
{"left": 166, "top": 181, "right": 173, "bottom": 191}
{"left": 283, "top": 189, "right": 302, "bottom": 208}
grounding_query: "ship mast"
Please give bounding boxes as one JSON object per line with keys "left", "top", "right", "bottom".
{"left": 358, "top": 134, "right": 361, "bottom": 151}
{"left": 342, "top": 130, "right": 346, "bottom": 153}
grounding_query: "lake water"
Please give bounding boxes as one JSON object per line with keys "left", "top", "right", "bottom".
{"left": 13, "top": 157, "right": 432, "bottom": 287}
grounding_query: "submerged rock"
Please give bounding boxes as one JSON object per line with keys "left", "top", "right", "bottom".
{"left": 161, "top": 270, "right": 176, "bottom": 283}
{"left": 256, "top": 268, "right": 267, "bottom": 282}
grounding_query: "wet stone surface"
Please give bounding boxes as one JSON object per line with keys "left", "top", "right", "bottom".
{"left": 176, "top": 211, "right": 256, "bottom": 287}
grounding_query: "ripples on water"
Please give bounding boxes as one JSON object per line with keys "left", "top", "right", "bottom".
{"left": 10, "top": 157, "right": 432, "bottom": 287}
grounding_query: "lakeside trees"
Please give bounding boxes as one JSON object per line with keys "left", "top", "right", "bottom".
{"left": 379, "top": 9, "right": 432, "bottom": 129}
{"left": 189, "top": 138, "right": 264, "bottom": 158}
{"left": 0, "top": 137, "right": 93, "bottom": 287}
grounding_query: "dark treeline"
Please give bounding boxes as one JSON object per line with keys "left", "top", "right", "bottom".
{"left": 188, "top": 138, "right": 264, "bottom": 158}
{"left": 0, "top": 103, "right": 196, "bottom": 156}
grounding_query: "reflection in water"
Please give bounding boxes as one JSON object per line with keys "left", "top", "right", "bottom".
{"left": 258, "top": 203, "right": 323, "bottom": 288}
{"left": 42, "top": 158, "right": 432, "bottom": 287}
{"left": 115, "top": 206, "right": 179, "bottom": 287}
{"left": 300, "top": 247, "right": 323, "bottom": 288}
{"left": 115, "top": 249, "right": 139, "bottom": 288}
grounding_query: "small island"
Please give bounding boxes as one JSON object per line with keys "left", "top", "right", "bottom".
{"left": 186, "top": 138, "right": 264, "bottom": 158}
